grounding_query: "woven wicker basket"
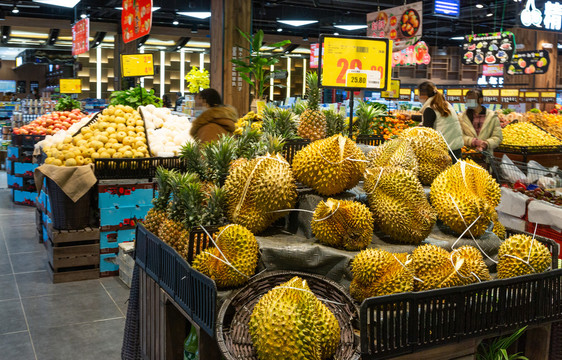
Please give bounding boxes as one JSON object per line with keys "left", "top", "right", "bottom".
{"left": 216, "top": 270, "right": 360, "bottom": 360}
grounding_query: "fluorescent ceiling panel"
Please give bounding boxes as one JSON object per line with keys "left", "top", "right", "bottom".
{"left": 334, "top": 25, "right": 368, "bottom": 30}
{"left": 33, "top": 0, "right": 81, "bottom": 8}
{"left": 177, "top": 12, "right": 211, "bottom": 19}
{"left": 277, "top": 20, "right": 318, "bottom": 26}
{"left": 115, "top": 6, "right": 160, "bottom": 11}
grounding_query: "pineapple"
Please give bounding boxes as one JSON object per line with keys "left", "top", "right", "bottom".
{"left": 179, "top": 141, "right": 206, "bottom": 180}
{"left": 355, "top": 101, "right": 381, "bottom": 136}
{"left": 292, "top": 99, "right": 308, "bottom": 116}
{"left": 297, "top": 72, "right": 327, "bottom": 141}
{"left": 204, "top": 135, "right": 237, "bottom": 186}
{"left": 144, "top": 167, "right": 176, "bottom": 234}
{"left": 262, "top": 107, "right": 298, "bottom": 140}
{"left": 324, "top": 108, "right": 346, "bottom": 136}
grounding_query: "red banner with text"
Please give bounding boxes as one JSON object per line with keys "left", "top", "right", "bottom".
{"left": 121, "top": 0, "right": 153, "bottom": 43}
{"left": 72, "top": 18, "right": 89, "bottom": 56}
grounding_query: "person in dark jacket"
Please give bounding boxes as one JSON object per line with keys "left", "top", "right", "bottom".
{"left": 190, "top": 88, "right": 237, "bottom": 143}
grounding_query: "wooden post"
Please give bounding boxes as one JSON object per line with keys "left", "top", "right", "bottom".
{"left": 114, "top": 29, "right": 139, "bottom": 92}
{"left": 210, "top": 0, "right": 251, "bottom": 116}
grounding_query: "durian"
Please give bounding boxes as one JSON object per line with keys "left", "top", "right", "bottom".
{"left": 399, "top": 127, "right": 452, "bottom": 185}
{"left": 249, "top": 276, "right": 340, "bottom": 360}
{"left": 223, "top": 154, "right": 297, "bottom": 233}
{"left": 498, "top": 234, "right": 551, "bottom": 279}
{"left": 451, "top": 246, "right": 491, "bottom": 283}
{"left": 430, "top": 160, "right": 501, "bottom": 237}
{"left": 492, "top": 213, "right": 506, "bottom": 240}
{"left": 292, "top": 135, "right": 366, "bottom": 196}
{"left": 409, "top": 244, "right": 460, "bottom": 291}
{"left": 311, "top": 199, "right": 374, "bottom": 250}
{"left": 192, "top": 224, "right": 259, "bottom": 288}
{"left": 350, "top": 249, "right": 414, "bottom": 302}
{"left": 366, "top": 138, "right": 418, "bottom": 175}
{"left": 364, "top": 167, "right": 437, "bottom": 244}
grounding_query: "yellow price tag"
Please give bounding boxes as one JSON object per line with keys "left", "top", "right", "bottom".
{"left": 382, "top": 79, "right": 400, "bottom": 98}
{"left": 463, "top": 89, "right": 470, "bottom": 96}
{"left": 541, "top": 92, "right": 556, "bottom": 98}
{"left": 526, "top": 92, "right": 540, "bottom": 98}
{"left": 320, "top": 36, "right": 391, "bottom": 90}
{"left": 60, "top": 79, "right": 82, "bottom": 94}
{"left": 121, "top": 54, "right": 155, "bottom": 77}
{"left": 501, "top": 89, "right": 519, "bottom": 97}
{"left": 482, "top": 89, "right": 499, "bottom": 97}
{"left": 399, "top": 88, "right": 411, "bottom": 96}
{"left": 447, "top": 89, "right": 462, "bottom": 96}
{"left": 414, "top": 89, "right": 419, "bottom": 96}
{"left": 346, "top": 72, "right": 367, "bottom": 88}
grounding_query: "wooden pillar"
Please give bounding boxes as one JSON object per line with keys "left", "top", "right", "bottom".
{"left": 113, "top": 30, "right": 138, "bottom": 91}
{"left": 210, "top": 0, "right": 251, "bottom": 116}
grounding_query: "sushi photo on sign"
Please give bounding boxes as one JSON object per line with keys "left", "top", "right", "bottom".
{"left": 461, "top": 31, "right": 515, "bottom": 66}
{"left": 507, "top": 50, "right": 550, "bottom": 75}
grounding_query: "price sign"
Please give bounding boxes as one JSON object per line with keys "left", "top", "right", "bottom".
{"left": 319, "top": 35, "right": 392, "bottom": 90}
{"left": 121, "top": 0, "right": 153, "bottom": 43}
{"left": 482, "top": 89, "right": 500, "bottom": 103}
{"left": 399, "top": 88, "right": 411, "bottom": 100}
{"left": 525, "top": 91, "right": 540, "bottom": 103}
{"left": 121, "top": 54, "right": 154, "bottom": 77}
{"left": 501, "top": 89, "right": 519, "bottom": 103}
{"left": 447, "top": 89, "right": 463, "bottom": 102}
{"left": 382, "top": 79, "right": 401, "bottom": 98}
{"left": 541, "top": 91, "right": 556, "bottom": 103}
{"left": 60, "top": 79, "right": 82, "bottom": 94}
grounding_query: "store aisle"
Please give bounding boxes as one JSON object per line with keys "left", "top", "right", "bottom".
{"left": 0, "top": 189, "right": 129, "bottom": 360}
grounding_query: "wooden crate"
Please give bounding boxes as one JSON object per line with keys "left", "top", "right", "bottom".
{"left": 46, "top": 225, "right": 100, "bottom": 283}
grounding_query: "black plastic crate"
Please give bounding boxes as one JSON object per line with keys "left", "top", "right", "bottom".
{"left": 11, "top": 134, "right": 45, "bottom": 149}
{"left": 190, "top": 267, "right": 217, "bottom": 337}
{"left": 359, "top": 230, "right": 562, "bottom": 360}
{"left": 356, "top": 135, "right": 385, "bottom": 147}
{"left": 174, "top": 257, "right": 193, "bottom": 319}
{"left": 94, "top": 156, "right": 188, "bottom": 180}
{"left": 186, "top": 226, "right": 219, "bottom": 264}
{"left": 283, "top": 138, "right": 310, "bottom": 165}
{"left": 134, "top": 225, "right": 148, "bottom": 270}
{"left": 159, "top": 241, "right": 178, "bottom": 296}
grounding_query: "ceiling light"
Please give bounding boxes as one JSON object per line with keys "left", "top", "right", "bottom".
{"left": 475, "top": 3, "right": 484, "bottom": 8}
{"left": 558, "top": 43, "right": 562, "bottom": 49}
{"left": 334, "top": 25, "right": 368, "bottom": 31}
{"left": 277, "top": 27, "right": 283, "bottom": 32}
{"left": 486, "top": 12, "right": 494, "bottom": 17}
{"left": 115, "top": 6, "right": 160, "bottom": 11}
{"left": 173, "top": 19, "right": 179, "bottom": 25}
{"left": 450, "top": 36, "right": 464, "bottom": 40}
{"left": 334, "top": 32, "right": 339, "bottom": 35}
{"left": 277, "top": 20, "right": 318, "bottom": 27}
{"left": 33, "top": 0, "right": 81, "bottom": 8}
{"left": 191, "top": 24, "right": 198, "bottom": 33}
{"left": 12, "top": 6, "right": 19, "bottom": 14}
{"left": 177, "top": 12, "right": 211, "bottom": 19}
{"left": 80, "top": 12, "right": 87, "bottom": 19}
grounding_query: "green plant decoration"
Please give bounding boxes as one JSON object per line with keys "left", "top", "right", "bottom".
{"left": 231, "top": 29, "right": 290, "bottom": 100}
{"left": 476, "top": 326, "right": 529, "bottom": 360}
{"left": 185, "top": 66, "right": 210, "bottom": 94}
{"left": 109, "top": 87, "right": 162, "bottom": 109}
{"left": 55, "top": 95, "right": 82, "bottom": 111}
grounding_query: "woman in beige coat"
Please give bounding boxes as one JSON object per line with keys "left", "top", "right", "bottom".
{"left": 459, "top": 89, "right": 503, "bottom": 153}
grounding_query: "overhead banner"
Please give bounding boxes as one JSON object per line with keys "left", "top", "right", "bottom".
{"left": 461, "top": 32, "right": 515, "bottom": 66}
{"left": 121, "top": 54, "right": 154, "bottom": 77}
{"left": 392, "top": 40, "right": 431, "bottom": 67}
{"left": 121, "top": 0, "right": 153, "bottom": 43}
{"left": 381, "top": 79, "right": 401, "bottom": 98}
{"left": 310, "top": 43, "right": 320, "bottom": 69}
{"left": 507, "top": 50, "right": 550, "bottom": 75}
{"left": 367, "top": 1, "right": 422, "bottom": 51}
{"left": 520, "top": 0, "right": 562, "bottom": 32}
{"left": 483, "top": 64, "right": 504, "bottom": 77}
{"left": 60, "top": 79, "right": 82, "bottom": 94}
{"left": 318, "top": 35, "right": 392, "bottom": 90}
{"left": 72, "top": 18, "right": 89, "bottom": 56}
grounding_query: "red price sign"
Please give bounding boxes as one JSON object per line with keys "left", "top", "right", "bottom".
{"left": 121, "top": 0, "right": 153, "bottom": 43}
{"left": 319, "top": 35, "right": 392, "bottom": 90}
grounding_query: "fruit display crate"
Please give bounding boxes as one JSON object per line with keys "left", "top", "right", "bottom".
{"left": 489, "top": 156, "right": 562, "bottom": 186}
{"left": 282, "top": 139, "right": 310, "bottom": 165}
{"left": 359, "top": 229, "right": 561, "bottom": 360}
{"left": 135, "top": 224, "right": 218, "bottom": 337}
{"left": 496, "top": 144, "right": 562, "bottom": 155}
{"left": 11, "top": 134, "right": 45, "bottom": 149}
{"left": 355, "top": 135, "right": 385, "bottom": 147}
{"left": 93, "top": 156, "right": 188, "bottom": 180}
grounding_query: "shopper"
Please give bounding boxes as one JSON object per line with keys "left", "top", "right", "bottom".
{"left": 410, "top": 81, "right": 463, "bottom": 162}
{"left": 459, "top": 89, "right": 503, "bottom": 153}
{"left": 162, "top": 94, "right": 172, "bottom": 108}
{"left": 190, "top": 88, "right": 237, "bottom": 143}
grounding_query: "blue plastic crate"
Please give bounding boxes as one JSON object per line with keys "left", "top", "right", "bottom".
{"left": 13, "top": 162, "right": 38, "bottom": 177}
{"left": 7, "top": 146, "right": 18, "bottom": 160}
{"left": 100, "top": 229, "right": 135, "bottom": 251}
{"left": 5, "top": 159, "right": 12, "bottom": 174}
{"left": 100, "top": 253, "right": 119, "bottom": 273}
{"left": 99, "top": 204, "right": 152, "bottom": 228}
{"left": 42, "top": 224, "right": 48, "bottom": 243}
{"left": 12, "top": 189, "right": 35, "bottom": 206}
{"left": 7, "top": 174, "right": 23, "bottom": 188}
{"left": 98, "top": 184, "right": 154, "bottom": 209}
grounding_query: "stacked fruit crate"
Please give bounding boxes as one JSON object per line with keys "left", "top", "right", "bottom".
{"left": 7, "top": 134, "right": 43, "bottom": 205}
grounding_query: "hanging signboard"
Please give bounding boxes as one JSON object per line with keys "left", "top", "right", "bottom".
{"left": 60, "top": 79, "right": 82, "bottom": 94}
{"left": 461, "top": 31, "right": 515, "bottom": 66}
{"left": 392, "top": 40, "right": 431, "bottom": 67}
{"left": 482, "top": 64, "right": 504, "bottom": 77}
{"left": 310, "top": 43, "right": 320, "bottom": 68}
{"left": 121, "top": 54, "right": 154, "bottom": 77}
{"left": 318, "top": 35, "right": 392, "bottom": 90}
{"left": 482, "top": 89, "right": 500, "bottom": 103}
{"left": 381, "top": 79, "right": 401, "bottom": 98}
{"left": 507, "top": 50, "right": 550, "bottom": 75}
{"left": 399, "top": 88, "right": 411, "bottom": 100}
{"left": 500, "top": 89, "right": 520, "bottom": 103}
{"left": 121, "top": 0, "right": 153, "bottom": 43}
{"left": 446, "top": 89, "right": 463, "bottom": 102}
{"left": 541, "top": 91, "right": 557, "bottom": 103}
{"left": 72, "top": 18, "right": 89, "bottom": 56}
{"left": 367, "top": 1, "right": 422, "bottom": 51}
{"left": 433, "top": 0, "right": 460, "bottom": 17}
{"left": 525, "top": 91, "right": 540, "bottom": 103}
{"left": 520, "top": 0, "right": 562, "bottom": 32}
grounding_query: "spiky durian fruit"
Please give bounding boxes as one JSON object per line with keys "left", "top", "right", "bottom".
{"left": 491, "top": 213, "right": 506, "bottom": 240}
{"left": 292, "top": 135, "right": 366, "bottom": 196}
{"left": 399, "top": 127, "right": 452, "bottom": 185}
{"left": 311, "top": 199, "right": 373, "bottom": 251}
{"left": 298, "top": 72, "right": 327, "bottom": 141}
{"left": 249, "top": 276, "right": 340, "bottom": 360}
{"left": 144, "top": 167, "right": 176, "bottom": 234}
{"left": 451, "top": 246, "right": 491, "bottom": 283}
{"left": 192, "top": 224, "right": 258, "bottom": 288}
{"left": 364, "top": 167, "right": 437, "bottom": 244}
{"left": 409, "top": 244, "right": 460, "bottom": 291}
{"left": 430, "top": 160, "right": 501, "bottom": 238}
{"left": 223, "top": 153, "right": 297, "bottom": 233}
{"left": 366, "top": 138, "right": 418, "bottom": 176}
{"left": 350, "top": 249, "right": 414, "bottom": 302}
{"left": 498, "top": 234, "right": 551, "bottom": 279}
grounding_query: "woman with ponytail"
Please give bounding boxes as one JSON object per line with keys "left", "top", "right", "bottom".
{"left": 411, "top": 81, "right": 463, "bottom": 162}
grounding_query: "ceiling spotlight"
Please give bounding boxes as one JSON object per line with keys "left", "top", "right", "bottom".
{"left": 277, "top": 27, "right": 283, "bottom": 32}
{"left": 486, "top": 11, "right": 493, "bottom": 17}
{"left": 80, "top": 12, "right": 87, "bottom": 19}
{"left": 173, "top": 19, "right": 179, "bottom": 25}
{"left": 475, "top": 3, "right": 484, "bottom": 8}
{"left": 450, "top": 36, "right": 464, "bottom": 40}
{"left": 334, "top": 25, "right": 368, "bottom": 31}
{"left": 277, "top": 20, "right": 318, "bottom": 27}
{"left": 334, "top": 32, "right": 339, "bottom": 35}
{"left": 12, "top": 6, "right": 19, "bottom": 14}
{"left": 177, "top": 12, "right": 211, "bottom": 19}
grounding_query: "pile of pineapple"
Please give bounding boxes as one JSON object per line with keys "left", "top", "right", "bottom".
{"left": 501, "top": 122, "right": 562, "bottom": 147}
{"left": 43, "top": 105, "right": 149, "bottom": 166}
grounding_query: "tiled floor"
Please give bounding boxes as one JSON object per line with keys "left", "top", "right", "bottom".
{"left": 0, "top": 186, "right": 129, "bottom": 360}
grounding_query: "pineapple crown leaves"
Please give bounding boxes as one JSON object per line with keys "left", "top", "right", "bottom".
{"left": 261, "top": 107, "right": 298, "bottom": 140}
{"left": 168, "top": 172, "right": 200, "bottom": 221}
{"left": 305, "top": 71, "right": 321, "bottom": 111}
{"left": 178, "top": 180, "right": 206, "bottom": 230}
{"left": 292, "top": 99, "right": 308, "bottom": 116}
{"left": 201, "top": 185, "right": 228, "bottom": 226}
{"left": 179, "top": 141, "right": 207, "bottom": 180}
{"left": 152, "top": 167, "right": 177, "bottom": 210}
{"left": 203, "top": 135, "right": 238, "bottom": 186}
{"left": 355, "top": 100, "right": 385, "bottom": 136}
{"left": 323, "top": 109, "right": 346, "bottom": 136}
{"left": 262, "top": 134, "right": 286, "bottom": 154}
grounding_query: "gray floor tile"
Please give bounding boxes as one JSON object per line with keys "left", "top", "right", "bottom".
{"left": 100, "top": 275, "right": 129, "bottom": 289}
{"left": 0, "top": 299, "right": 27, "bottom": 334}
{"left": 0, "top": 331, "right": 35, "bottom": 360}
{"left": 31, "top": 318, "right": 124, "bottom": 360}
{"left": 10, "top": 251, "right": 47, "bottom": 274}
{"left": 0, "top": 252, "right": 12, "bottom": 275}
{"left": 103, "top": 281, "right": 131, "bottom": 315}
{"left": 0, "top": 274, "right": 19, "bottom": 301}
{"left": 3, "top": 228, "right": 43, "bottom": 254}
{"left": 16, "top": 271, "right": 103, "bottom": 298}
{"left": 23, "top": 288, "right": 123, "bottom": 330}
